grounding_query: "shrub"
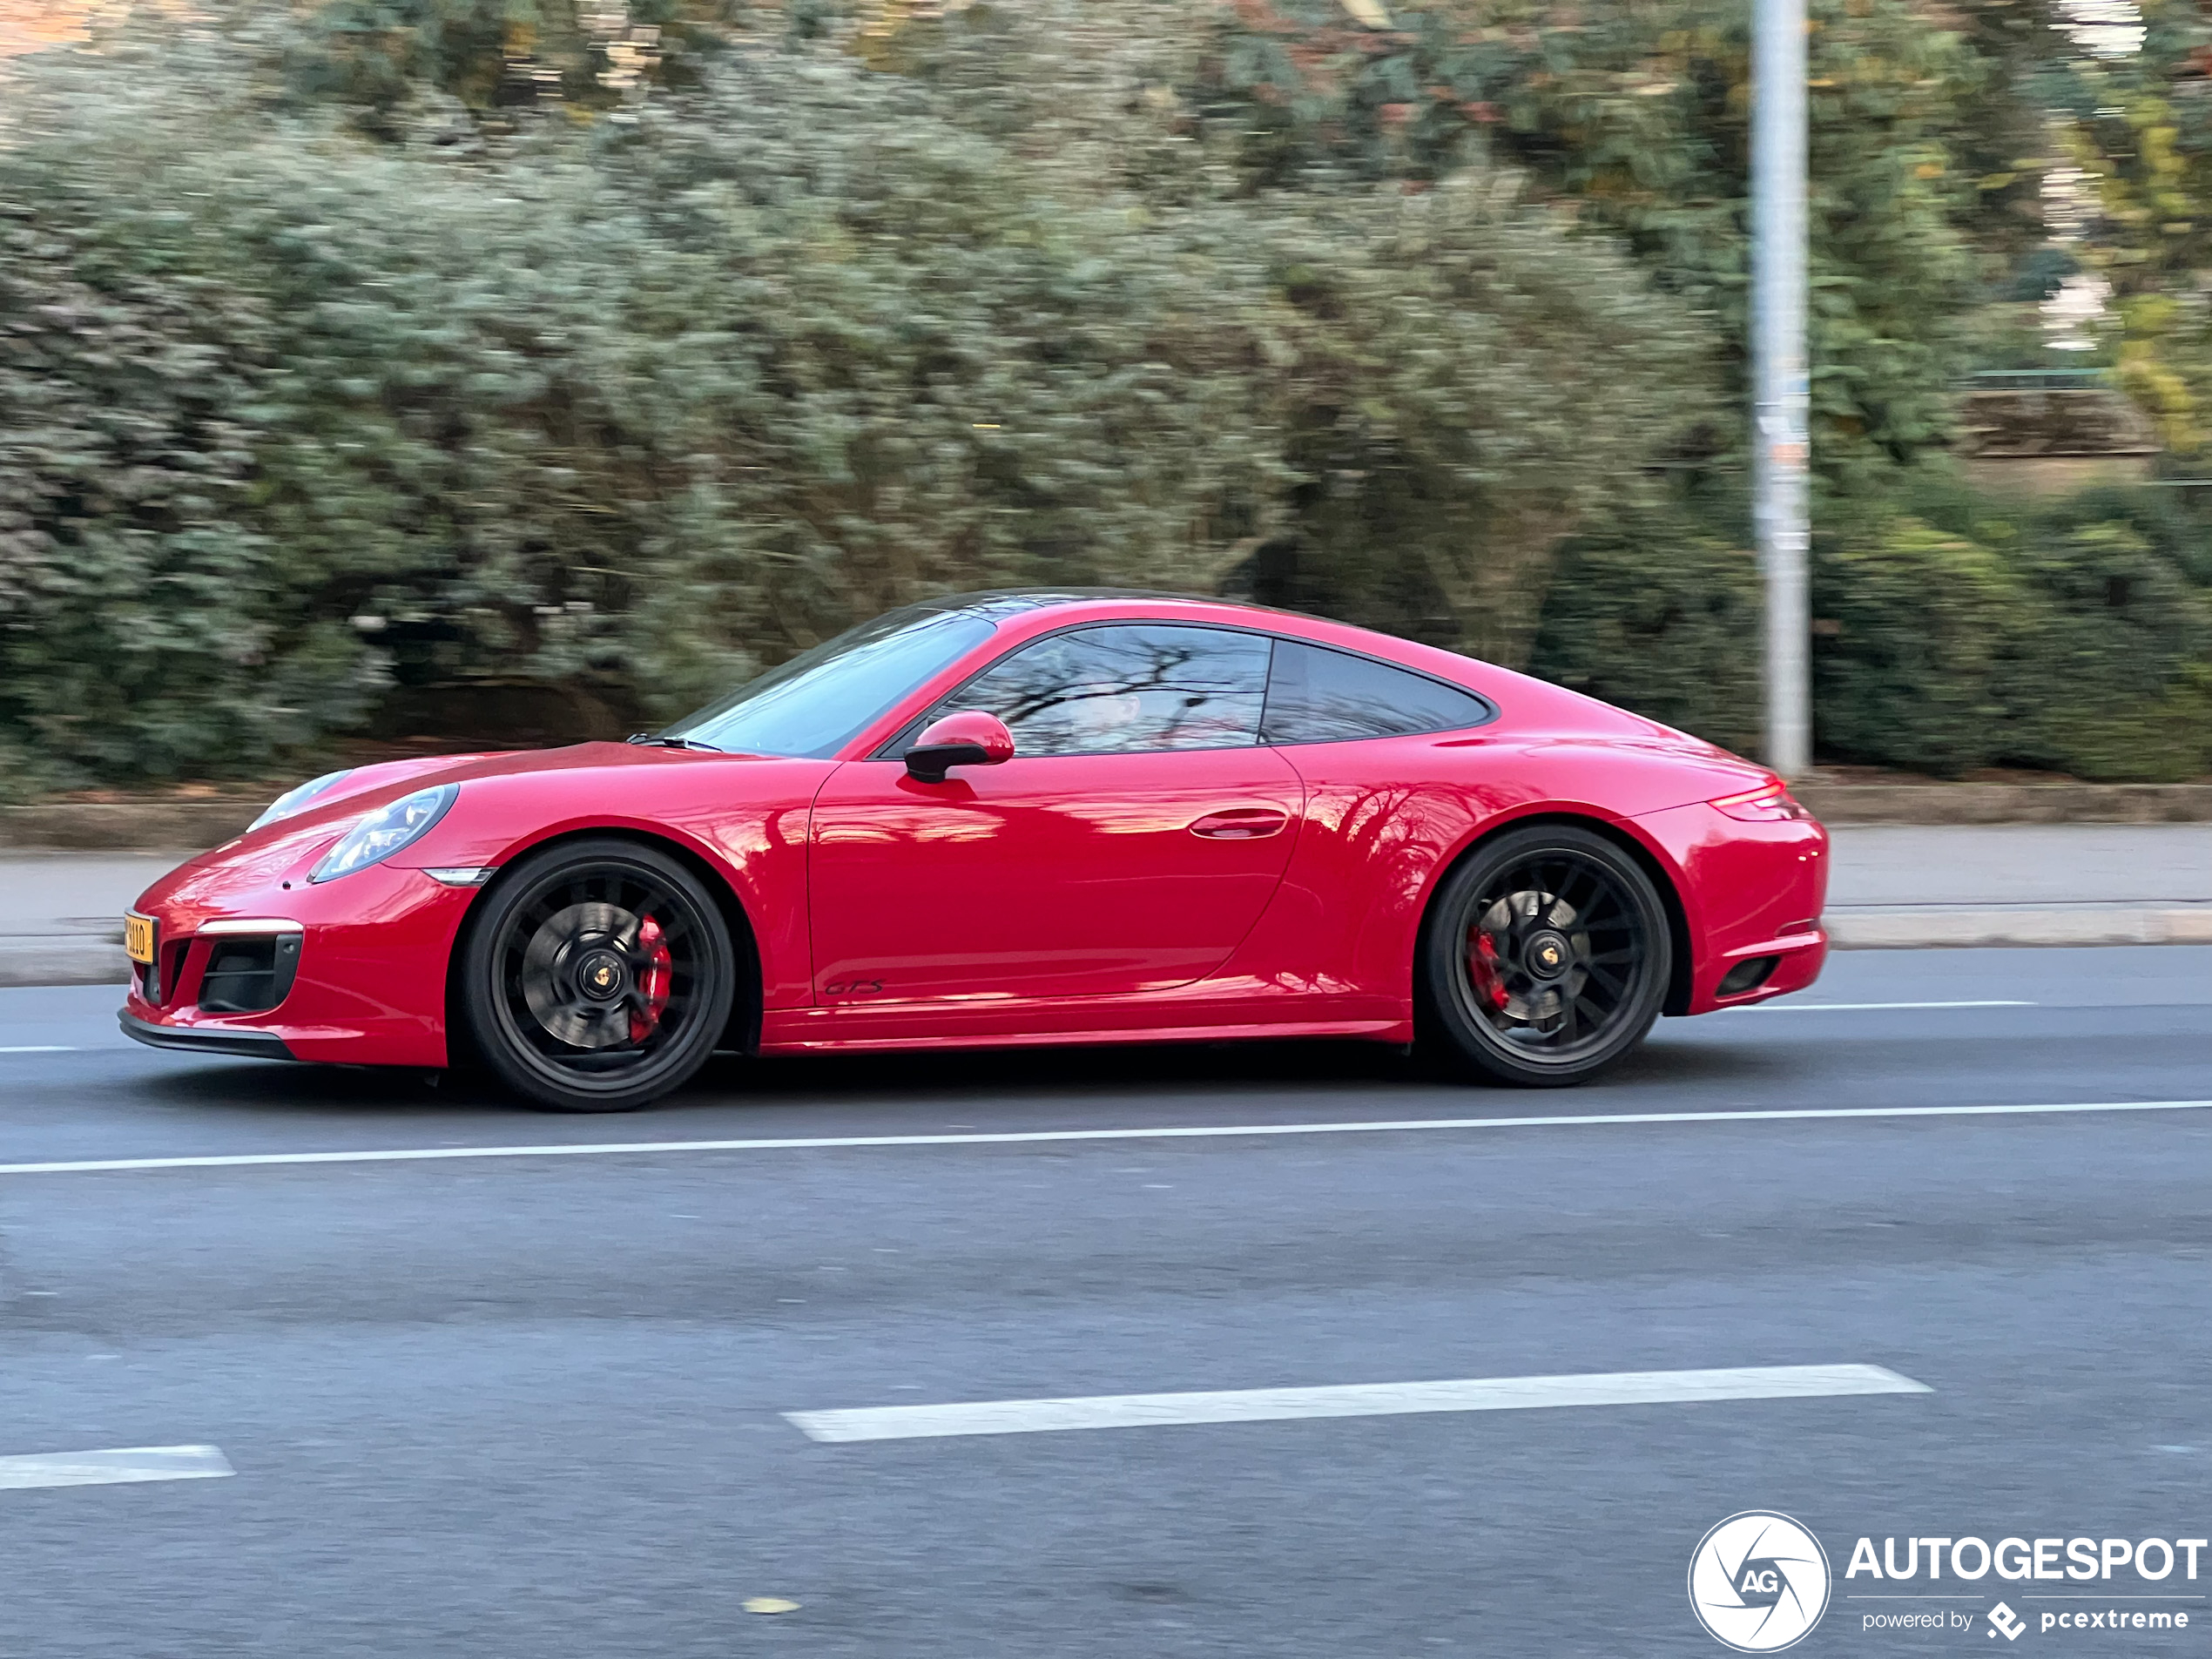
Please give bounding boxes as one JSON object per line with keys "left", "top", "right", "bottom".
{"left": 1999, "top": 517, "right": 2212, "bottom": 781}
{"left": 0, "top": 17, "right": 1704, "bottom": 781}
{"left": 1534, "top": 473, "right": 2212, "bottom": 781}
{"left": 1811, "top": 517, "right": 2025, "bottom": 775}
{"left": 1525, "top": 514, "right": 1764, "bottom": 758}
{"left": 7, "top": 8, "right": 2205, "bottom": 786}
{"left": 1807, "top": 489, "right": 2212, "bottom": 779}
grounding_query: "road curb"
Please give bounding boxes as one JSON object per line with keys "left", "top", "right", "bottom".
{"left": 1825, "top": 906, "right": 2212, "bottom": 949}
{"left": 1796, "top": 782, "right": 2212, "bottom": 825}
{"left": 0, "top": 941, "right": 131, "bottom": 988}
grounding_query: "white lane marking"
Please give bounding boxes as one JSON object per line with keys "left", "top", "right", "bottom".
{"left": 0, "top": 1045, "right": 78, "bottom": 1053}
{"left": 1727, "top": 1000, "right": 2035, "bottom": 1013}
{"left": 0, "top": 1445, "right": 234, "bottom": 1492}
{"left": 785, "top": 1363, "right": 1931, "bottom": 1443}
{"left": 1, "top": 1098, "right": 2209, "bottom": 1178}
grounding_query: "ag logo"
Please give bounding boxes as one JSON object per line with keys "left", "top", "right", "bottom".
{"left": 1689, "top": 1511, "right": 1831, "bottom": 1652}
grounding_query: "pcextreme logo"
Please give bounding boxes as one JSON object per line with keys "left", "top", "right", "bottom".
{"left": 1689, "top": 1511, "right": 1833, "bottom": 1652}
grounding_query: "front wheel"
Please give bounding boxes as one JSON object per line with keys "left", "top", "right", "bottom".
{"left": 459, "top": 838, "right": 736, "bottom": 1112}
{"left": 1420, "top": 825, "right": 1671, "bottom": 1088}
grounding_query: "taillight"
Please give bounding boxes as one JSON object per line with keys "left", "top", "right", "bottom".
{"left": 1709, "top": 782, "right": 1813, "bottom": 822}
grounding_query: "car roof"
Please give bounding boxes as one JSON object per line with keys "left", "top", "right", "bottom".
{"left": 917, "top": 588, "right": 1472, "bottom": 679}
{"left": 923, "top": 588, "right": 1286, "bottom": 620}
{"left": 910, "top": 590, "right": 1682, "bottom": 739}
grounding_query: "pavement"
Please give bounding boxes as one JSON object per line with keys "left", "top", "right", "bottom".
{"left": 3, "top": 824, "right": 2206, "bottom": 987}
{"left": 1822, "top": 823, "right": 2212, "bottom": 948}
{"left": 0, "top": 850, "right": 194, "bottom": 987}
{"left": 0, "top": 946, "right": 2207, "bottom": 1656}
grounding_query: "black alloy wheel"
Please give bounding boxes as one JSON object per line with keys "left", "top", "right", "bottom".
{"left": 459, "top": 838, "right": 736, "bottom": 1112}
{"left": 1420, "top": 824, "right": 1671, "bottom": 1087}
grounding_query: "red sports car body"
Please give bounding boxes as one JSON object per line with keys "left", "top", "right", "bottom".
{"left": 122, "top": 592, "right": 1827, "bottom": 1109}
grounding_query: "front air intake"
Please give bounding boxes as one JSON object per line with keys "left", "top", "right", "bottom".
{"left": 198, "top": 934, "right": 303, "bottom": 1014}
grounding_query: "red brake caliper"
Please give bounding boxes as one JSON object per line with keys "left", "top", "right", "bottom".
{"left": 1468, "top": 928, "right": 1508, "bottom": 1011}
{"left": 629, "top": 916, "right": 673, "bottom": 1043}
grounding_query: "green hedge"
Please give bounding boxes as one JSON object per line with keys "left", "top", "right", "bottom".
{"left": 1531, "top": 478, "right": 2212, "bottom": 781}
{"left": 1524, "top": 512, "right": 1766, "bottom": 760}
{"left": 4, "top": 10, "right": 2208, "bottom": 788}
{"left": 0, "top": 19, "right": 1703, "bottom": 790}
{"left": 1811, "top": 518, "right": 2026, "bottom": 777}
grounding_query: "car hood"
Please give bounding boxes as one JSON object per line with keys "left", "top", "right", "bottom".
{"left": 179, "top": 744, "right": 785, "bottom": 876}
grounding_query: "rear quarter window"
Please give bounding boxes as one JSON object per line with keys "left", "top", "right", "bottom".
{"left": 1260, "top": 639, "right": 1493, "bottom": 745}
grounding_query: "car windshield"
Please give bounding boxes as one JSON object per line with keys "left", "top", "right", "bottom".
{"left": 657, "top": 605, "right": 997, "bottom": 759}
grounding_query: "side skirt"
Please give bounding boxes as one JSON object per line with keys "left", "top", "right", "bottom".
{"left": 759, "top": 1015, "right": 1411, "bottom": 1057}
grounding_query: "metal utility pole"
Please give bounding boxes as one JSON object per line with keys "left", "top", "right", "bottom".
{"left": 1751, "top": 0, "right": 1811, "bottom": 778}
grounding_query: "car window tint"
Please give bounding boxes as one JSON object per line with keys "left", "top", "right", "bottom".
{"left": 1261, "top": 639, "right": 1490, "bottom": 744}
{"left": 942, "top": 624, "right": 1271, "bottom": 756}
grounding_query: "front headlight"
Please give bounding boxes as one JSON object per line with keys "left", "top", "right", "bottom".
{"left": 250, "top": 769, "right": 354, "bottom": 832}
{"left": 309, "top": 785, "right": 459, "bottom": 883}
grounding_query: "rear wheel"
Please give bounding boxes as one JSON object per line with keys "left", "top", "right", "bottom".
{"left": 460, "top": 838, "right": 735, "bottom": 1112}
{"left": 1420, "top": 824, "right": 1670, "bottom": 1088}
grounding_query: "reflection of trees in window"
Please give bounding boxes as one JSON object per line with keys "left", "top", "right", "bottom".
{"left": 950, "top": 625, "right": 1270, "bottom": 755}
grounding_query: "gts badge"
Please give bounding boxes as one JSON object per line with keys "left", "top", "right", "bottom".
{"left": 824, "top": 978, "right": 886, "bottom": 998}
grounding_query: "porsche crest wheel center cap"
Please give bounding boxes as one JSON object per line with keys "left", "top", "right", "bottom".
{"left": 576, "top": 949, "right": 627, "bottom": 1001}
{"left": 1524, "top": 929, "right": 1572, "bottom": 981}
{"left": 519, "top": 901, "right": 663, "bottom": 1053}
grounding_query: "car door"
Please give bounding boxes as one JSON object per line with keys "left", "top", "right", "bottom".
{"left": 808, "top": 623, "right": 1304, "bottom": 1007}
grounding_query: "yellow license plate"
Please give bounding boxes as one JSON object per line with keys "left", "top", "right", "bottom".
{"left": 124, "top": 913, "right": 156, "bottom": 965}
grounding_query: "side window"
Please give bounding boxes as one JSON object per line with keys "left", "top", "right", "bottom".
{"left": 1261, "top": 639, "right": 1491, "bottom": 744}
{"left": 941, "top": 624, "right": 1272, "bottom": 757}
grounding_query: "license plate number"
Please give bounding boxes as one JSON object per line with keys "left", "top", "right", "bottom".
{"left": 124, "top": 913, "right": 156, "bottom": 965}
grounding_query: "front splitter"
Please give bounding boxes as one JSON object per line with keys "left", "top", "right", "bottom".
{"left": 118, "top": 1011, "right": 297, "bottom": 1062}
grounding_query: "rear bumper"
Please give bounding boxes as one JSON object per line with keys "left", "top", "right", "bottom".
{"left": 119, "top": 1010, "right": 296, "bottom": 1061}
{"left": 1630, "top": 800, "right": 1830, "bottom": 1015}
{"left": 1704, "top": 927, "right": 1828, "bottom": 1008}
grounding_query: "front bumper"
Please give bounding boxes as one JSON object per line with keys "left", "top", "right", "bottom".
{"left": 122, "top": 857, "right": 479, "bottom": 1068}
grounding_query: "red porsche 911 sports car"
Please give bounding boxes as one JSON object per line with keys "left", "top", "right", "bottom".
{"left": 122, "top": 590, "right": 1828, "bottom": 1110}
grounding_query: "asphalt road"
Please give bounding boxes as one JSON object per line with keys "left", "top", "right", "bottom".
{"left": 2, "top": 947, "right": 2209, "bottom": 1656}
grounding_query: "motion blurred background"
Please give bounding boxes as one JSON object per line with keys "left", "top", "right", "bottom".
{"left": 3, "top": 0, "right": 2209, "bottom": 798}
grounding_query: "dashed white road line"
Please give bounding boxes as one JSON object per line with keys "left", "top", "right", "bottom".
{"left": 0, "top": 1045, "right": 78, "bottom": 1053}
{"left": 0, "top": 1098, "right": 2206, "bottom": 1178}
{"left": 1728, "top": 1000, "right": 2035, "bottom": 1013}
{"left": 785, "top": 1363, "right": 1932, "bottom": 1443}
{"left": 0, "top": 1445, "right": 234, "bottom": 1492}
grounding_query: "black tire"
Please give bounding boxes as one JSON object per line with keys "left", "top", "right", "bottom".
{"left": 1420, "top": 824, "right": 1670, "bottom": 1088}
{"left": 459, "top": 838, "right": 736, "bottom": 1112}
